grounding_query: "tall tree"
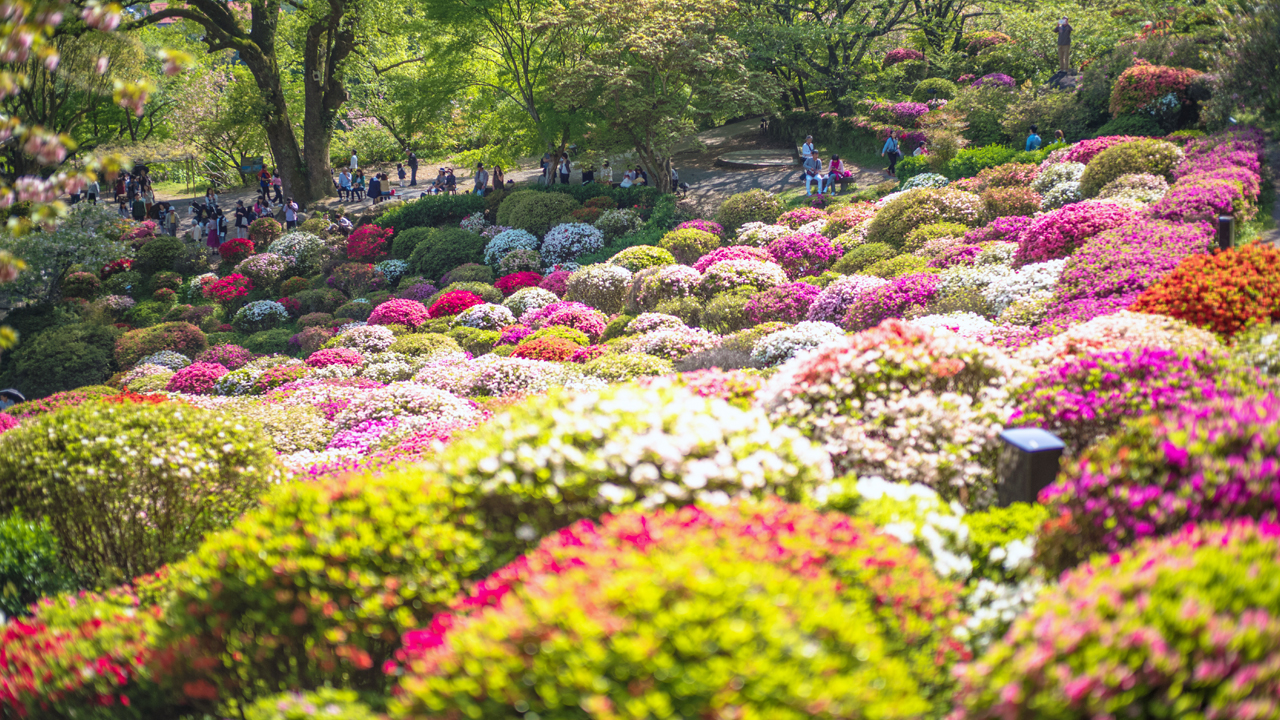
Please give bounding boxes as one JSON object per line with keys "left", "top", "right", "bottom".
{"left": 545, "top": 0, "right": 773, "bottom": 193}
{"left": 126, "top": 0, "right": 368, "bottom": 203}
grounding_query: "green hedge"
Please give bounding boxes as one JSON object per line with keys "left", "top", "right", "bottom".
{"left": 375, "top": 194, "right": 486, "bottom": 233}
{"left": 521, "top": 183, "right": 662, "bottom": 208}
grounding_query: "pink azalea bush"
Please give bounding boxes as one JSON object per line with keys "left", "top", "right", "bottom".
{"left": 195, "top": 344, "right": 253, "bottom": 370}
{"left": 520, "top": 301, "right": 608, "bottom": 339}
{"left": 369, "top": 299, "right": 430, "bottom": 328}
{"left": 1055, "top": 220, "right": 1212, "bottom": 303}
{"left": 306, "top": 348, "right": 365, "bottom": 369}
{"left": 806, "top": 274, "right": 890, "bottom": 323}
{"left": 1014, "top": 202, "right": 1137, "bottom": 265}
{"left": 538, "top": 270, "right": 572, "bottom": 297}
{"left": 1148, "top": 175, "right": 1257, "bottom": 224}
{"left": 843, "top": 273, "right": 941, "bottom": 331}
{"left": 744, "top": 282, "right": 822, "bottom": 324}
{"left": 964, "top": 215, "right": 1032, "bottom": 245}
{"left": 775, "top": 206, "right": 828, "bottom": 230}
{"left": 692, "top": 245, "right": 773, "bottom": 273}
{"left": 165, "top": 362, "right": 229, "bottom": 394}
{"left": 766, "top": 233, "right": 842, "bottom": 279}
{"left": 884, "top": 48, "right": 925, "bottom": 66}
{"left": 674, "top": 219, "right": 724, "bottom": 237}
{"left": 698, "top": 260, "right": 788, "bottom": 297}
{"left": 1057, "top": 135, "right": 1148, "bottom": 164}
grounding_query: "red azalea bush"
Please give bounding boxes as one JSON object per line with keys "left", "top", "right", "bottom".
{"left": 494, "top": 271, "right": 543, "bottom": 296}
{"left": 306, "top": 347, "right": 365, "bottom": 368}
{"left": 2, "top": 387, "right": 117, "bottom": 421}
{"left": 1014, "top": 202, "right": 1137, "bottom": 266}
{"left": 100, "top": 258, "right": 133, "bottom": 279}
{"left": 165, "top": 362, "right": 229, "bottom": 394}
{"left": 1130, "top": 243, "right": 1280, "bottom": 336}
{"left": 346, "top": 224, "right": 393, "bottom": 262}
{"left": 428, "top": 290, "right": 485, "bottom": 318}
{"left": 692, "top": 245, "right": 773, "bottom": 273}
{"left": 202, "top": 274, "right": 253, "bottom": 304}
{"left": 509, "top": 336, "right": 579, "bottom": 361}
{"left": 538, "top": 270, "right": 572, "bottom": 297}
{"left": 276, "top": 296, "right": 302, "bottom": 317}
{"left": 248, "top": 217, "right": 282, "bottom": 246}
{"left": 822, "top": 202, "right": 878, "bottom": 236}
{"left": 1108, "top": 59, "right": 1201, "bottom": 115}
{"left": 195, "top": 344, "right": 253, "bottom": 370}
{"left": 217, "top": 237, "right": 255, "bottom": 265}
{"left": 884, "top": 47, "right": 925, "bottom": 66}
{"left": 745, "top": 282, "right": 823, "bottom": 324}
{"left": 766, "top": 233, "right": 842, "bottom": 279}
{"left": 368, "top": 298, "right": 430, "bottom": 328}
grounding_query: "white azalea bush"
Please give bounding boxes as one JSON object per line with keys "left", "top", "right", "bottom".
{"left": 750, "top": 321, "right": 845, "bottom": 365}
{"left": 452, "top": 303, "right": 516, "bottom": 331}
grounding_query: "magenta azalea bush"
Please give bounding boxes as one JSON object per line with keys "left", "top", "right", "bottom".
{"left": 195, "top": 344, "right": 253, "bottom": 370}
{"left": 884, "top": 47, "right": 925, "bottom": 66}
{"left": 1014, "top": 202, "right": 1137, "bottom": 265}
{"left": 806, "top": 274, "right": 889, "bottom": 323}
{"left": 1148, "top": 175, "right": 1257, "bottom": 224}
{"left": 744, "top": 282, "right": 822, "bottom": 324}
{"left": 692, "top": 245, "right": 773, "bottom": 273}
{"left": 1055, "top": 220, "right": 1212, "bottom": 303}
{"left": 766, "top": 233, "right": 842, "bottom": 279}
{"left": 965, "top": 216, "right": 1031, "bottom": 245}
{"left": 521, "top": 301, "right": 608, "bottom": 339}
{"left": 306, "top": 348, "right": 365, "bottom": 368}
{"left": 165, "top": 362, "right": 229, "bottom": 394}
{"left": 368, "top": 299, "right": 430, "bottom": 328}
{"left": 971, "top": 73, "right": 1014, "bottom": 89}
{"left": 1057, "top": 135, "right": 1148, "bottom": 164}
{"left": 891, "top": 102, "right": 930, "bottom": 127}
{"left": 674, "top": 219, "right": 725, "bottom": 237}
{"left": 843, "top": 273, "right": 941, "bottom": 330}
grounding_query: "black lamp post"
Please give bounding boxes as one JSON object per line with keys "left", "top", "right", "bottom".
{"left": 1217, "top": 215, "right": 1234, "bottom": 251}
{"left": 996, "top": 428, "right": 1065, "bottom": 506}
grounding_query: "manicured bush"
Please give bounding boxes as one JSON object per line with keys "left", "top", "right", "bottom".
{"left": 503, "top": 286, "right": 559, "bottom": 317}
{"left": 494, "top": 190, "right": 581, "bottom": 237}
{"left": 1077, "top": 139, "right": 1183, "bottom": 197}
{"left": 345, "top": 223, "right": 393, "bottom": 262}
{"left": 980, "top": 186, "right": 1041, "bottom": 220}
{"left": 0, "top": 511, "right": 75, "bottom": 619}
{"left": 243, "top": 328, "right": 295, "bottom": 355}
{"left": 522, "top": 301, "right": 609, "bottom": 339}
{"left": 248, "top": 217, "right": 283, "bottom": 246}
{"left": 582, "top": 352, "right": 673, "bottom": 381}
{"left": 608, "top": 245, "right": 675, "bottom": 272}
{"left": 495, "top": 247, "right": 541, "bottom": 275}
{"left": 865, "top": 254, "right": 930, "bottom": 279}
{"left": 427, "top": 281, "right": 503, "bottom": 306}
{"left": 902, "top": 222, "right": 969, "bottom": 253}
{"left": 0, "top": 400, "right": 281, "bottom": 585}
{"left": 231, "top": 300, "right": 290, "bottom": 334}
{"left": 509, "top": 336, "right": 578, "bottom": 361}
{"left": 8, "top": 322, "right": 118, "bottom": 399}
{"left": 446, "top": 326, "right": 500, "bottom": 356}
{"left": 1055, "top": 220, "right": 1211, "bottom": 304}
{"left": 427, "top": 290, "right": 485, "bottom": 319}
{"left": 540, "top": 223, "right": 605, "bottom": 265}
{"left": 1107, "top": 59, "right": 1201, "bottom": 116}
{"left": 134, "top": 235, "right": 184, "bottom": 275}
{"left": 440, "top": 262, "right": 494, "bottom": 285}
{"left": 1013, "top": 201, "right": 1137, "bottom": 266}
{"left": 944, "top": 145, "right": 1019, "bottom": 180}
{"left": 760, "top": 319, "right": 1022, "bottom": 498}
{"left": 699, "top": 259, "right": 787, "bottom": 297}
{"left": 369, "top": 298, "right": 430, "bottom": 328}
{"left": 158, "top": 470, "right": 488, "bottom": 702}
{"left": 954, "top": 521, "right": 1280, "bottom": 720}
{"left": 115, "top": 321, "right": 207, "bottom": 368}
{"left": 165, "top": 361, "right": 230, "bottom": 394}
{"left": 388, "top": 333, "right": 462, "bottom": 359}
{"left": 392, "top": 501, "right": 964, "bottom": 720}
{"left": 912, "top": 77, "right": 959, "bottom": 101}
{"left": 1149, "top": 174, "right": 1257, "bottom": 224}
{"left": 751, "top": 321, "right": 844, "bottom": 366}
{"left": 333, "top": 300, "right": 372, "bottom": 321}
{"left": 844, "top": 273, "right": 940, "bottom": 329}
{"left": 766, "top": 232, "right": 841, "bottom": 279}
{"left": 61, "top": 271, "right": 101, "bottom": 299}
{"left": 390, "top": 226, "right": 433, "bottom": 260}
{"left": 563, "top": 263, "right": 632, "bottom": 314}
{"left": 289, "top": 288, "right": 347, "bottom": 315}
{"left": 1130, "top": 243, "right": 1280, "bottom": 336}
{"left": 831, "top": 242, "right": 896, "bottom": 274}
{"left": 700, "top": 286, "right": 758, "bottom": 334}
{"left": 375, "top": 193, "right": 486, "bottom": 233}
{"left": 408, "top": 228, "right": 486, "bottom": 282}
{"left": 714, "top": 189, "right": 787, "bottom": 234}
{"left": 865, "top": 188, "right": 985, "bottom": 248}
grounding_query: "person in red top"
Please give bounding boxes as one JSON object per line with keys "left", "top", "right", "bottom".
{"left": 258, "top": 167, "right": 271, "bottom": 202}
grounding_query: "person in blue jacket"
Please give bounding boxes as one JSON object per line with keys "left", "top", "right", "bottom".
{"left": 1025, "top": 125, "right": 1043, "bottom": 152}
{"left": 881, "top": 130, "right": 901, "bottom": 177}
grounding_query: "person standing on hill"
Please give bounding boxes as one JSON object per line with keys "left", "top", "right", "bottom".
{"left": 349, "top": 149, "right": 359, "bottom": 171}
{"left": 407, "top": 149, "right": 419, "bottom": 186}
{"left": 284, "top": 197, "right": 299, "bottom": 229}
{"left": 1025, "top": 125, "right": 1043, "bottom": 152}
{"left": 1056, "top": 16, "right": 1073, "bottom": 73}
{"left": 880, "top": 130, "right": 901, "bottom": 177}
{"left": 474, "top": 162, "right": 489, "bottom": 196}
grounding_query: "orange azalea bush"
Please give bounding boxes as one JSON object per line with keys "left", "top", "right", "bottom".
{"left": 1130, "top": 243, "right": 1280, "bottom": 336}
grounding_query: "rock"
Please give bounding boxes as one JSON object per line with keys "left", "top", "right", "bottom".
{"left": 1046, "top": 71, "right": 1083, "bottom": 90}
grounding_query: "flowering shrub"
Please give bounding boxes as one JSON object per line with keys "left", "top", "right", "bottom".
{"left": 699, "top": 259, "right": 787, "bottom": 297}
{"left": 563, "top": 263, "right": 632, "bottom": 314}
{"left": 973, "top": 162, "right": 1039, "bottom": 190}
{"left": 659, "top": 228, "right": 721, "bottom": 265}
{"left": 1011, "top": 347, "right": 1255, "bottom": 455}
{"left": 483, "top": 228, "right": 539, "bottom": 266}
{"left": 1029, "top": 161, "right": 1084, "bottom": 193}
{"left": 488, "top": 270, "right": 541, "bottom": 298}
{"left": 766, "top": 232, "right": 842, "bottom": 279}
{"left": 744, "top": 282, "right": 822, "bottom": 324}
{"left": 691, "top": 244, "right": 772, "bottom": 273}
{"left": 427, "top": 290, "right": 485, "bottom": 319}
{"left": 899, "top": 172, "right": 950, "bottom": 192}
{"left": 541, "top": 223, "right": 605, "bottom": 265}
{"left": 1108, "top": 59, "right": 1201, "bottom": 115}
{"left": 135, "top": 350, "right": 189, "bottom": 371}
{"left": 607, "top": 245, "right": 675, "bottom": 272}
{"left": 751, "top": 321, "right": 844, "bottom": 365}
{"left": 452, "top": 302, "right": 515, "bottom": 330}
{"left": 391, "top": 501, "right": 963, "bottom": 720}
{"left": 165, "top": 361, "right": 229, "bottom": 394}
{"left": 218, "top": 237, "right": 255, "bottom": 264}
{"left": 328, "top": 262, "right": 386, "bottom": 296}
{"left": 734, "top": 221, "right": 791, "bottom": 247}
{"left": 954, "top": 521, "right": 1280, "bottom": 720}
{"left": 202, "top": 273, "right": 253, "bottom": 304}
{"left": 1056, "top": 220, "right": 1211, "bottom": 304}
{"left": 306, "top": 347, "right": 365, "bottom": 368}
{"left": 459, "top": 211, "right": 488, "bottom": 234}
{"left": 866, "top": 188, "right": 985, "bottom": 249}
{"left": 627, "top": 312, "right": 686, "bottom": 334}
{"left": 1230, "top": 322, "right": 1280, "bottom": 376}
{"left": 1013, "top": 201, "right": 1137, "bottom": 265}
{"left": 254, "top": 362, "right": 311, "bottom": 393}
{"left": 807, "top": 274, "right": 889, "bottom": 323}
{"left": 509, "top": 336, "right": 578, "bottom": 361}
{"left": 884, "top": 47, "right": 925, "bottom": 66}
{"left": 375, "top": 260, "right": 410, "bottom": 286}
{"left": 928, "top": 244, "right": 983, "bottom": 269}
{"left": 761, "top": 319, "right": 1025, "bottom": 498}
{"left": 844, "top": 272, "right": 941, "bottom": 330}
{"left": 978, "top": 186, "right": 1040, "bottom": 220}
{"left": 495, "top": 247, "right": 540, "bottom": 275}
{"left": 972, "top": 73, "right": 1015, "bottom": 88}
{"left": 248, "top": 217, "right": 282, "bottom": 246}
{"left": 1077, "top": 139, "right": 1183, "bottom": 197}
{"left": 630, "top": 264, "right": 701, "bottom": 311}
{"left": 115, "top": 322, "right": 208, "bottom": 369}
{"left": 1148, "top": 175, "right": 1256, "bottom": 224}
{"left": 268, "top": 232, "right": 327, "bottom": 275}
{"left": 890, "top": 101, "right": 930, "bottom": 127}
{"left": 1015, "top": 310, "right": 1220, "bottom": 365}
{"left": 982, "top": 259, "right": 1064, "bottom": 314}
{"left": 630, "top": 326, "right": 722, "bottom": 360}
{"left": 329, "top": 324, "right": 396, "bottom": 354}
{"left": 229, "top": 300, "right": 289, "bottom": 334}
{"left": 539, "top": 269, "right": 572, "bottom": 296}
{"left": 1056, "top": 136, "right": 1146, "bottom": 165}
{"left": 1040, "top": 181, "right": 1082, "bottom": 209}
{"left": 61, "top": 271, "right": 101, "bottom": 299}
{"left": 674, "top": 218, "right": 724, "bottom": 236}
{"left": 1097, "top": 172, "right": 1169, "bottom": 203}
{"left": 775, "top": 206, "right": 828, "bottom": 229}
{"left": 821, "top": 202, "right": 878, "bottom": 237}
{"left": 1130, "top": 243, "right": 1280, "bottom": 335}
{"left": 100, "top": 257, "right": 134, "bottom": 280}
{"left": 368, "top": 298, "right": 430, "bottom": 328}
{"left": 583, "top": 352, "right": 673, "bottom": 381}
{"left": 503, "top": 286, "right": 559, "bottom": 317}
{"left": 193, "top": 344, "right": 251, "bottom": 370}
{"left": 521, "top": 300, "right": 608, "bottom": 339}
{"left": 593, "top": 207, "right": 642, "bottom": 240}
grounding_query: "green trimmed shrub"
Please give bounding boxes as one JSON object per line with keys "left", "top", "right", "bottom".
{"left": 523, "top": 325, "right": 590, "bottom": 347}
{"left": 389, "top": 333, "right": 462, "bottom": 357}
{"left": 441, "top": 263, "right": 494, "bottom": 285}
{"left": 1078, "top": 139, "right": 1184, "bottom": 197}
{"left": 702, "top": 285, "right": 758, "bottom": 334}
{"left": 9, "top": 323, "right": 118, "bottom": 399}
{"left": 0, "top": 400, "right": 281, "bottom": 586}
{"left": 866, "top": 254, "right": 931, "bottom": 278}
{"left": 659, "top": 228, "right": 721, "bottom": 265}
{"left": 0, "top": 511, "right": 76, "bottom": 618}
{"left": 134, "top": 236, "right": 185, "bottom": 275}
{"left": 601, "top": 313, "right": 637, "bottom": 341}
{"left": 582, "top": 352, "right": 673, "bottom": 381}
{"left": 865, "top": 189, "right": 985, "bottom": 248}
{"left": 609, "top": 245, "right": 675, "bottom": 272}
{"left": 831, "top": 242, "right": 896, "bottom": 274}
{"left": 945, "top": 145, "right": 1020, "bottom": 180}
{"left": 894, "top": 155, "right": 932, "bottom": 183}
{"left": 1093, "top": 114, "right": 1164, "bottom": 138}
{"left": 102, "top": 270, "right": 142, "bottom": 298}
{"left": 61, "top": 271, "right": 101, "bottom": 299}
{"left": 114, "top": 322, "right": 207, "bottom": 369}
{"left": 158, "top": 470, "right": 488, "bottom": 703}
{"left": 243, "top": 328, "right": 294, "bottom": 355}
{"left": 391, "top": 227, "right": 433, "bottom": 260}
{"left": 654, "top": 296, "right": 702, "bottom": 326}
{"left": 903, "top": 222, "right": 970, "bottom": 253}
{"left": 290, "top": 288, "right": 348, "bottom": 315}
{"left": 408, "top": 228, "right": 487, "bottom": 282}
{"left": 245, "top": 690, "right": 378, "bottom": 720}
{"left": 912, "top": 77, "right": 959, "bottom": 102}
{"left": 563, "top": 264, "right": 631, "bottom": 314}
{"left": 298, "top": 312, "right": 335, "bottom": 328}
{"left": 375, "top": 193, "right": 486, "bottom": 233}
{"left": 495, "top": 190, "right": 581, "bottom": 237}
{"left": 333, "top": 301, "right": 373, "bottom": 321}
{"left": 447, "top": 326, "right": 500, "bottom": 356}
{"left": 715, "top": 189, "right": 786, "bottom": 234}
{"left": 125, "top": 299, "right": 171, "bottom": 328}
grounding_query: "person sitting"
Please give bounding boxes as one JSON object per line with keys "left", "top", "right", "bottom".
{"left": 803, "top": 152, "right": 826, "bottom": 195}
{"left": 828, "top": 154, "right": 852, "bottom": 193}
{"left": 913, "top": 142, "right": 929, "bottom": 156}
{"left": 368, "top": 173, "right": 382, "bottom": 204}
{"left": 444, "top": 168, "right": 457, "bottom": 194}
{"left": 431, "top": 168, "right": 447, "bottom": 194}
{"left": 619, "top": 168, "right": 637, "bottom": 188}
{"left": 338, "top": 169, "right": 352, "bottom": 202}
{"left": 635, "top": 166, "right": 648, "bottom": 185}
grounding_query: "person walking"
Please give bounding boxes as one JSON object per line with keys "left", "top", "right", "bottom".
{"left": 166, "top": 203, "right": 179, "bottom": 236}
{"left": 349, "top": 149, "right": 359, "bottom": 171}
{"left": 1056, "top": 16, "right": 1073, "bottom": 73}
{"left": 407, "top": 149, "right": 419, "bottom": 186}
{"left": 234, "top": 200, "right": 249, "bottom": 239}
{"left": 881, "top": 130, "right": 902, "bottom": 177}
{"left": 558, "top": 153, "right": 571, "bottom": 185}
{"left": 397, "top": 163, "right": 406, "bottom": 188}
{"left": 86, "top": 179, "right": 99, "bottom": 205}
{"left": 284, "top": 197, "right": 299, "bottom": 229}
{"left": 1025, "top": 125, "right": 1043, "bottom": 152}
{"left": 271, "top": 171, "right": 283, "bottom": 203}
